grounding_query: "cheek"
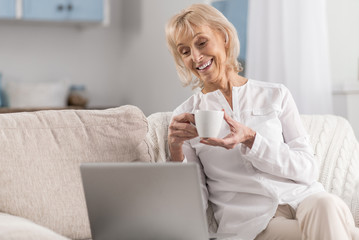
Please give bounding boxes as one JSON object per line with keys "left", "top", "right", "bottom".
{"left": 209, "top": 46, "right": 226, "bottom": 65}
{"left": 217, "top": 48, "right": 227, "bottom": 63}
{"left": 213, "top": 54, "right": 226, "bottom": 70}
{"left": 183, "top": 58, "right": 192, "bottom": 68}
{"left": 182, "top": 58, "right": 199, "bottom": 75}
{"left": 183, "top": 59, "right": 194, "bottom": 73}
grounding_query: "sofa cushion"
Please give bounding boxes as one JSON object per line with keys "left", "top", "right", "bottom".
{"left": 0, "top": 105, "right": 151, "bottom": 239}
{"left": 0, "top": 213, "right": 69, "bottom": 240}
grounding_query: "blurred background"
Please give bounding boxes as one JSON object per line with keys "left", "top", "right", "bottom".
{"left": 0, "top": 0, "right": 358, "bottom": 136}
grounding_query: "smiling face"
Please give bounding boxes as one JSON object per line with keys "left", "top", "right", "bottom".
{"left": 176, "top": 25, "right": 228, "bottom": 87}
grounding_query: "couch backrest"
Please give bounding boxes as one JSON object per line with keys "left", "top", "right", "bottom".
{"left": 0, "top": 106, "right": 152, "bottom": 239}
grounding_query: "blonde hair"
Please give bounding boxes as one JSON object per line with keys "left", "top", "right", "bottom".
{"left": 165, "top": 3, "right": 242, "bottom": 89}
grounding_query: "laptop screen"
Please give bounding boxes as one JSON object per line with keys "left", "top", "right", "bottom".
{"left": 80, "top": 162, "right": 209, "bottom": 240}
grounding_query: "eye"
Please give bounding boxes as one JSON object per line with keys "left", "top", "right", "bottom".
{"left": 179, "top": 47, "right": 190, "bottom": 56}
{"left": 182, "top": 50, "right": 189, "bottom": 55}
{"left": 199, "top": 41, "right": 207, "bottom": 46}
{"left": 196, "top": 39, "right": 207, "bottom": 48}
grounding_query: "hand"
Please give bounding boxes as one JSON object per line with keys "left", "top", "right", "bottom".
{"left": 168, "top": 113, "right": 198, "bottom": 161}
{"left": 200, "top": 110, "right": 256, "bottom": 149}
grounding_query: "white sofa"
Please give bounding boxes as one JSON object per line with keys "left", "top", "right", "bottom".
{"left": 0, "top": 105, "right": 358, "bottom": 239}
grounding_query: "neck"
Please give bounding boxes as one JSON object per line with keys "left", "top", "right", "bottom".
{"left": 202, "top": 71, "right": 247, "bottom": 96}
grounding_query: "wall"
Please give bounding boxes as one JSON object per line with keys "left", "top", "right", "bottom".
{"left": 0, "top": 0, "right": 200, "bottom": 116}
{"left": 327, "top": 0, "right": 359, "bottom": 138}
{"left": 327, "top": 0, "right": 359, "bottom": 86}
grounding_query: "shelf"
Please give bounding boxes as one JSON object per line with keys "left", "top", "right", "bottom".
{"left": 0, "top": 106, "right": 84, "bottom": 113}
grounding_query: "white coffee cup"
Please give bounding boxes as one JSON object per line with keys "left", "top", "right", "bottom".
{"left": 195, "top": 110, "right": 224, "bottom": 138}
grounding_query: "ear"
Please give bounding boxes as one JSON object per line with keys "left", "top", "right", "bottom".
{"left": 222, "top": 31, "right": 229, "bottom": 48}
{"left": 214, "top": 28, "right": 228, "bottom": 48}
{"left": 225, "top": 37, "right": 229, "bottom": 48}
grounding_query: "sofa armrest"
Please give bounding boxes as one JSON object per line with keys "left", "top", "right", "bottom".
{"left": 0, "top": 213, "right": 70, "bottom": 240}
{"left": 301, "top": 115, "right": 359, "bottom": 226}
{"left": 147, "top": 112, "right": 173, "bottom": 162}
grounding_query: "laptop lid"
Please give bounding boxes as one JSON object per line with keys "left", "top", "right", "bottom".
{"left": 80, "top": 162, "right": 210, "bottom": 240}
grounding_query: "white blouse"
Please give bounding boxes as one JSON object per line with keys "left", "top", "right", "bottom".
{"left": 172, "top": 79, "right": 324, "bottom": 240}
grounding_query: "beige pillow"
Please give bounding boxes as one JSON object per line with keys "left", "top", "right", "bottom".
{"left": 0, "top": 105, "right": 151, "bottom": 239}
{"left": 0, "top": 213, "right": 69, "bottom": 240}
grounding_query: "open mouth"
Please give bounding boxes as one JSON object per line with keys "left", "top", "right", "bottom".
{"left": 197, "top": 59, "right": 213, "bottom": 71}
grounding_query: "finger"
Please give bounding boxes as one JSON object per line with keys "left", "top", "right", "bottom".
{"left": 223, "top": 112, "right": 241, "bottom": 134}
{"left": 169, "top": 134, "right": 199, "bottom": 146}
{"left": 223, "top": 110, "right": 235, "bottom": 127}
{"left": 200, "top": 137, "right": 225, "bottom": 147}
{"left": 173, "top": 113, "right": 195, "bottom": 124}
{"left": 170, "top": 121, "right": 197, "bottom": 135}
{"left": 200, "top": 135, "right": 237, "bottom": 149}
{"left": 169, "top": 130, "right": 198, "bottom": 139}
{"left": 200, "top": 139, "right": 234, "bottom": 150}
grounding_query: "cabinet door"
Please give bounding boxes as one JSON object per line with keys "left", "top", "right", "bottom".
{"left": 22, "top": 0, "right": 68, "bottom": 21}
{"left": 68, "top": 0, "right": 103, "bottom": 22}
{"left": 0, "top": 0, "right": 16, "bottom": 19}
{"left": 22, "top": 0, "right": 103, "bottom": 22}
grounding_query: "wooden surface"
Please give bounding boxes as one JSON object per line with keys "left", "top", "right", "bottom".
{"left": 0, "top": 106, "right": 85, "bottom": 113}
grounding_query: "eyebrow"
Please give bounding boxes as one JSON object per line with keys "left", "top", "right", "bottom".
{"left": 176, "top": 32, "right": 203, "bottom": 48}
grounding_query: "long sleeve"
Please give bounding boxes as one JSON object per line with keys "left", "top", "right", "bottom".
{"left": 240, "top": 85, "right": 319, "bottom": 185}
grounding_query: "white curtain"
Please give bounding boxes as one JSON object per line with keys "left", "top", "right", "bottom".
{"left": 245, "top": 0, "right": 332, "bottom": 114}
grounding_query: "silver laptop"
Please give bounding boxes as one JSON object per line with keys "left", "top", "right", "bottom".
{"left": 80, "top": 162, "right": 238, "bottom": 240}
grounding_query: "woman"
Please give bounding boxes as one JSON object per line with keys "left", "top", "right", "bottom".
{"left": 166, "top": 3, "right": 359, "bottom": 240}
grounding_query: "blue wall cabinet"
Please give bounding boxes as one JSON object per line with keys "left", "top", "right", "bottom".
{"left": 212, "top": 0, "right": 248, "bottom": 75}
{"left": 22, "top": 0, "right": 103, "bottom": 22}
{"left": 0, "top": 0, "right": 16, "bottom": 19}
{"left": 68, "top": 0, "right": 103, "bottom": 21}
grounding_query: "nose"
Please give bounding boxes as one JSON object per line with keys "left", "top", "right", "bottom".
{"left": 191, "top": 48, "right": 203, "bottom": 63}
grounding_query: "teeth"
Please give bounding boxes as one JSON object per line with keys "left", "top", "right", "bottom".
{"left": 198, "top": 60, "right": 212, "bottom": 70}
